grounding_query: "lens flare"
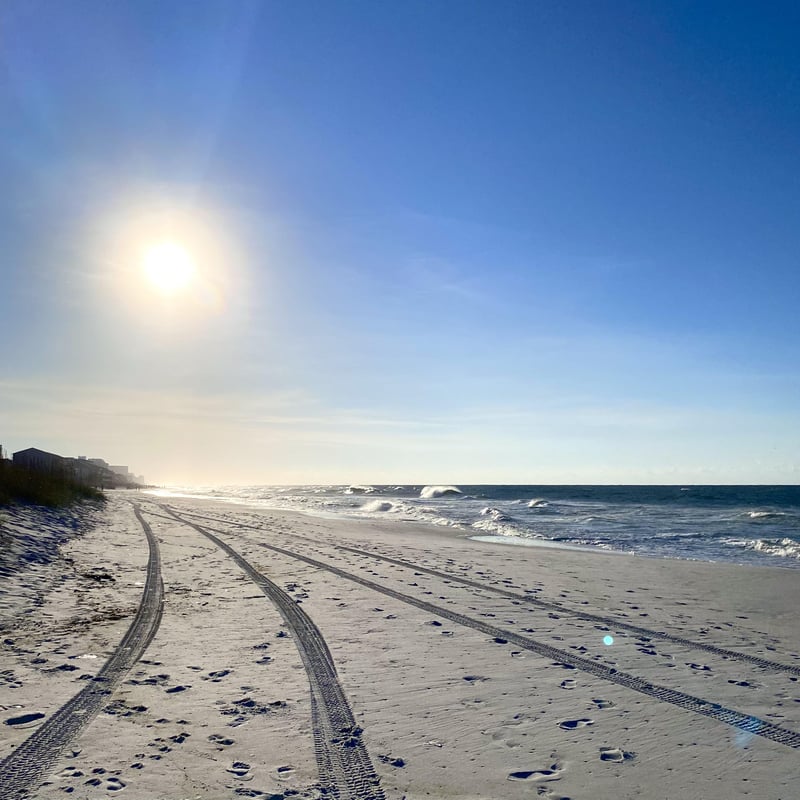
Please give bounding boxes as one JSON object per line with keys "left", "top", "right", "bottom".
{"left": 603, "top": 635, "right": 614, "bottom": 646}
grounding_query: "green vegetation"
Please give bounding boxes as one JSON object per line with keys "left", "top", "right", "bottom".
{"left": 0, "top": 462, "right": 105, "bottom": 507}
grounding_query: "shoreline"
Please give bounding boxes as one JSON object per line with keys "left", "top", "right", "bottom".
{"left": 142, "top": 485, "right": 800, "bottom": 570}
{"left": 1, "top": 494, "right": 798, "bottom": 799}
{"left": 145, "top": 487, "right": 800, "bottom": 571}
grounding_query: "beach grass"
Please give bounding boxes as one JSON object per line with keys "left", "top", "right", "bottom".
{"left": 0, "top": 462, "right": 105, "bottom": 507}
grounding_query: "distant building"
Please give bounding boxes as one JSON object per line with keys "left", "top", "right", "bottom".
{"left": 65, "top": 458, "right": 110, "bottom": 488}
{"left": 10, "top": 446, "right": 142, "bottom": 489}
{"left": 13, "top": 447, "right": 66, "bottom": 472}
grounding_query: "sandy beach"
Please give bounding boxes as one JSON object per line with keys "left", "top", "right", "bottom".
{"left": 1, "top": 492, "right": 798, "bottom": 800}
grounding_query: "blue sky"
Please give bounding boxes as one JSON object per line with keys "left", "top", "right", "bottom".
{"left": 2, "top": 1, "right": 798, "bottom": 483}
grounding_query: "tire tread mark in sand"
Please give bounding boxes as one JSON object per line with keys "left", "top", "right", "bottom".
{"left": 160, "top": 508, "right": 800, "bottom": 751}
{"left": 157, "top": 509, "right": 384, "bottom": 800}
{"left": 0, "top": 503, "right": 164, "bottom": 800}
{"left": 173, "top": 508, "right": 800, "bottom": 678}
{"left": 334, "top": 547, "right": 800, "bottom": 676}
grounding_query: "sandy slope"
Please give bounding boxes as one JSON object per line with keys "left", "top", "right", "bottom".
{"left": 1, "top": 493, "right": 798, "bottom": 799}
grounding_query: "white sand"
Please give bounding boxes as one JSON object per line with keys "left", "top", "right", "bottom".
{"left": 1, "top": 492, "right": 798, "bottom": 799}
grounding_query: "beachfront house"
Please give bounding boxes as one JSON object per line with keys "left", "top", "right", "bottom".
{"left": 12, "top": 447, "right": 65, "bottom": 473}
{"left": 11, "top": 447, "right": 134, "bottom": 489}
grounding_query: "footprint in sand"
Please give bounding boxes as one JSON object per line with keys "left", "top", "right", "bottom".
{"left": 226, "top": 761, "right": 253, "bottom": 781}
{"left": 559, "top": 718, "right": 594, "bottom": 730}
{"left": 599, "top": 747, "right": 636, "bottom": 762}
{"left": 58, "top": 766, "right": 85, "bottom": 779}
{"left": 559, "top": 679, "right": 577, "bottom": 690}
{"left": 104, "top": 700, "right": 148, "bottom": 718}
{"left": 686, "top": 662, "right": 711, "bottom": 672}
{"left": 4, "top": 712, "right": 45, "bottom": 729}
{"left": 203, "top": 670, "right": 231, "bottom": 682}
{"left": 592, "top": 698, "right": 614, "bottom": 709}
{"left": 0, "top": 671, "right": 23, "bottom": 689}
{"left": 84, "top": 774, "right": 126, "bottom": 792}
{"left": 488, "top": 730, "right": 523, "bottom": 749}
{"left": 208, "top": 733, "right": 236, "bottom": 747}
{"left": 507, "top": 761, "right": 564, "bottom": 782}
{"left": 128, "top": 672, "right": 171, "bottom": 687}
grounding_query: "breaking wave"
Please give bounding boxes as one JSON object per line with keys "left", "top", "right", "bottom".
{"left": 725, "top": 537, "right": 800, "bottom": 559}
{"left": 479, "top": 507, "right": 512, "bottom": 521}
{"left": 746, "top": 510, "right": 788, "bottom": 520}
{"left": 420, "top": 485, "right": 462, "bottom": 499}
{"left": 146, "top": 484, "right": 800, "bottom": 568}
{"left": 472, "top": 507, "right": 519, "bottom": 536}
{"left": 361, "top": 499, "right": 394, "bottom": 513}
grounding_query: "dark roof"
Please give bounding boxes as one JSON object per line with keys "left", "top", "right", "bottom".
{"left": 12, "top": 447, "right": 64, "bottom": 459}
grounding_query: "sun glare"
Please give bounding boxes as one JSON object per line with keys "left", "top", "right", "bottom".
{"left": 141, "top": 241, "right": 197, "bottom": 294}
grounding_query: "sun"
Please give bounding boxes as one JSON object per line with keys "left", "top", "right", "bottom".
{"left": 141, "top": 240, "right": 197, "bottom": 294}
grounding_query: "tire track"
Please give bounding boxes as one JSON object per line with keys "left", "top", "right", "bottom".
{"left": 160, "top": 506, "right": 800, "bottom": 750}
{"left": 155, "top": 508, "right": 384, "bottom": 800}
{"left": 0, "top": 503, "right": 164, "bottom": 800}
{"left": 172, "top": 507, "right": 800, "bottom": 677}
{"left": 334, "top": 546, "right": 800, "bottom": 676}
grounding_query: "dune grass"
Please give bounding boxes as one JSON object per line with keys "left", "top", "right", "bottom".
{"left": 0, "top": 463, "right": 105, "bottom": 507}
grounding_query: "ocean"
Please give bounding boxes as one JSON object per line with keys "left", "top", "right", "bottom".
{"left": 148, "top": 484, "right": 800, "bottom": 569}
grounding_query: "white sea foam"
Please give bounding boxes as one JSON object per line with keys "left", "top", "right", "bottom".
{"left": 477, "top": 507, "right": 513, "bottom": 523}
{"left": 145, "top": 484, "right": 799, "bottom": 568}
{"left": 469, "top": 534, "right": 616, "bottom": 553}
{"left": 471, "top": 509, "right": 517, "bottom": 536}
{"left": 725, "top": 537, "right": 800, "bottom": 559}
{"left": 361, "top": 499, "right": 394, "bottom": 513}
{"left": 420, "top": 485, "right": 462, "bottom": 499}
{"left": 746, "top": 510, "right": 786, "bottom": 520}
